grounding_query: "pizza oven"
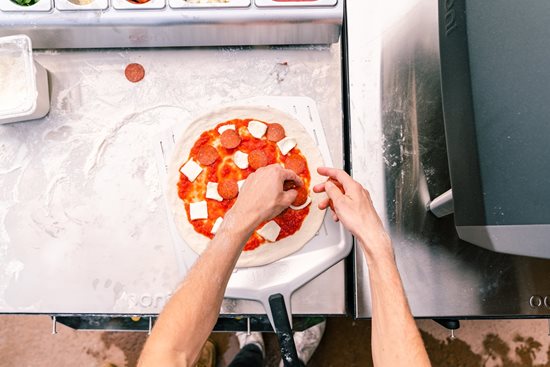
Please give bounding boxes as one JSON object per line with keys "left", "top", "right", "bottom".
{"left": 433, "top": 0, "right": 550, "bottom": 259}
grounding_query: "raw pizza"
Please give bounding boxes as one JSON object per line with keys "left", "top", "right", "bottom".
{"left": 167, "top": 106, "right": 326, "bottom": 267}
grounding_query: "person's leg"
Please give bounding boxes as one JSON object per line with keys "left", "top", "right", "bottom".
{"left": 279, "top": 320, "right": 326, "bottom": 366}
{"left": 228, "top": 332, "right": 265, "bottom": 367}
{"left": 195, "top": 339, "right": 216, "bottom": 367}
{"left": 294, "top": 320, "right": 325, "bottom": 364}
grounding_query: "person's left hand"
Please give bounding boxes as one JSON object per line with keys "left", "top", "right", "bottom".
{"left": 227, "top": 164, "right": 303, "bottom": 230}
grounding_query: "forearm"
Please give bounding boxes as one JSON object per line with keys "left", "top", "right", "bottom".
{"left": 359, "top": 236, "right": 430, "bottom": 367}
{"left": 139, "top": 212, "right": 255, "bottom": 367}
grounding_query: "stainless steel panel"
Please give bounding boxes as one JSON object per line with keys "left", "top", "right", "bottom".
{"left": 255, "top": 0, "right": 337, "bottom": 7}
{"left": 349, "top": 0, "right": 550, "bottom": 317}
{"left": 0, "top": 2, "right": 342, "bottom": 48}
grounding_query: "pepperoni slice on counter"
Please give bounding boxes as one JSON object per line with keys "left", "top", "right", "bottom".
{"left": 327, "top": 177, "right": 345, "bottom": 210}
{"left": 285, "top": 156, "right": 306, "bottom": 175}
{"left": 248, "top": 149, "right": 268, "bottom": 170}
{"left": 218, "top": 179, "right": 239, "bottom": 200}
{"left": 125, "top": 63, "right": 145, "bottom": 83}
{"left": 292, "top": 186, "right": 309, "bottom": 207}
{"left": 197, "top": 145, "right": 219, "bottom": 166}
{"left": 220, "top": 129, "right": 242, "bottom": 149}
{"left": 266, "top": 123, "right": 286, "bottom": 142}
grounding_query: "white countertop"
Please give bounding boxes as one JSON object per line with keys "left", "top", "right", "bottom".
{"left": 0, "top": 46, "right": 346, "bottom": 315}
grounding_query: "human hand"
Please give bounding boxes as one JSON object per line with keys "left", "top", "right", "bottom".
{"left": 228, "top": 164, "right": 302, "bottom": 230}
{"left": 313, "top": 167, "right": 392, "bottom": 259}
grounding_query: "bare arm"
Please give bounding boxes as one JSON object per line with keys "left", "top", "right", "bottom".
{"left": 138, "top": 165, "right": 302, "bottom": 367}
{"left": 313, "top": 167, "right": 430, "bottom": 367}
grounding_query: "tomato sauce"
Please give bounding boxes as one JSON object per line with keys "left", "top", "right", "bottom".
{"left": 177, "top": 118, "right": 312, "bottom": 251}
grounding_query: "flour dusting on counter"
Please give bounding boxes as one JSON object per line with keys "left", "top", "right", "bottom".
{"left": 0, "top": 46, "right": 342, "bottom": 313}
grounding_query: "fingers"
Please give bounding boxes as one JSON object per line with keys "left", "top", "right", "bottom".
{"left": 281, "top": 189, "right": 298, "bottom": 206}
{"left": 317, "top": 197, "right": 339, "bottom": 221}
{"left": 324, "top": 180, "right": 345, "bottom": 202}
{"left": 279, "top": 166, "right": 304, "bottom": 187}
{"left": 313, "top": 182, "right": 326, "bottom": 193}
{"left": 318, "top": 197, "right": 330, "bottom": 210}
{"left": 317, "top": 166, "right": 360, "bottom": 194}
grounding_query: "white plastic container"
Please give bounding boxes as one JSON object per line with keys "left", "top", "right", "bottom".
{"left": 0, "top": 34, "right": 50, "bottom": 124}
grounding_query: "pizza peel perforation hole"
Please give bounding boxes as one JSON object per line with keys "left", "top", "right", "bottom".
{"left": 312, "top": 129, "right": 320, "bottom": 146}
{"left": 159, "top": 141, "right": 169, "bottom": 172}
{"left": 307, "top": 106, "right": 313, "bottom": 122}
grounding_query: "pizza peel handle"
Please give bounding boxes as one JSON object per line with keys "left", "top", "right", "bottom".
{"left": 268, "top": 293, "right": 301, "bottom": 367}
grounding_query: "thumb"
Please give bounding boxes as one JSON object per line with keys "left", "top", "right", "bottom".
{"left": 282, "top": 189, "right": 298, "bottom": 206}
{"left": 325, "top": 181, "right": 345, "bottom": 202}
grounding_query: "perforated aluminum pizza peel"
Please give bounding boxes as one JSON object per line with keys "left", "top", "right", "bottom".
{"left": 155, "top": 96, "right": 352, "bottom": 330}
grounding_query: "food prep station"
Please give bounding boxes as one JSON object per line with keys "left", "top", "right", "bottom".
{"left": 0, "top": 0, "right": 350, "bottom": 337}
{"left": 1, "top": 0, "right": 550, "bottom": 343}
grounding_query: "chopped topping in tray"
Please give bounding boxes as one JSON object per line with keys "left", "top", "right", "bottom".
{"left": 68, "top": 0, "right": 94, "bottom": 5}
{"left": 10, "top": 0, "right": 40, "bottom": 6}
{"left": 185, "top": 0, "right": 229, "bottom": 2}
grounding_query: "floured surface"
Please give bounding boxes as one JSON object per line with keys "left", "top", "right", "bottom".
{"left": 0, "top": 46, "right": 344, "bottom": 314}
{"left": 167, "top": 105, "right": 325, "bottom": 267}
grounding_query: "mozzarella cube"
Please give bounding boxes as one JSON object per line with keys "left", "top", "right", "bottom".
{"left": 189, "top": 201, "right": 208, "bottom": 220}
{"left": 247, "top": 120, "right": 268, "bottom": 139}
{"left": 233, "top": 151, "right": 249, "bottom": 169}
{"left": 237, "top": 179, "right": 246, "bottom": 191}
{"left": 290, "top": 195, "right": 312, "bottom": 210}
{"left": 218, "top": 124, "right": 236, "bottom": 134}
{"left": 256, "top": 221, "right": 281, "bottom": 242}
{"left": 277, "top": 137, "right": 297, "bottom": 156}
{"left": 211, "top": 217, "right": 223, "bottom": 234}
{"left": 206, "top": 182, "right": 223, "bottom": 202}
{"left": 180, "top": 159, "right": 203, "bottom": 182}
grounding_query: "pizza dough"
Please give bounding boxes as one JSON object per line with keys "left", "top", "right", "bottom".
{"left": 167, "top": 105, "right": 326, "bottom": 267}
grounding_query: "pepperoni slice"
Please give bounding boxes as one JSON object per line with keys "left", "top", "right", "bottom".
{"left": 266, "top": 123, "right": 286, "bottom": 142}
{"left": 327, "top": 177, "right": 345, "bottom": 210}
{"left": 292, "top": 186, "right": 309, "bottom": 207}
{"left": 220, "top": 129, "right": 242, "bottom": 149}
{"left": 283, "top": 180, "right": 297, "bottom": 191}
{"left": 285, "top": 156, "right": 306, "bottom": 174}
{"left": 284, "top": 178, "right": 307, "bottom": 207}
{"left": 125, "top": 63, "right": 145, "bottom": 83}
{"left": 197, "top": 145, "right": 219, "bottom": 166}
{"left": 218, "top": 179, "right": 239, "bottom": 200}
{"left": 248, "top": 149, "right": 268, "bottom": 170}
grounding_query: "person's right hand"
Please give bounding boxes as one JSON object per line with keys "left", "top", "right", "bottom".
{"left": 313, "top": 167, "right": 392, "bottom": 259}
{"left": 228, "top": 164, "right": 302, "bottom": 231}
